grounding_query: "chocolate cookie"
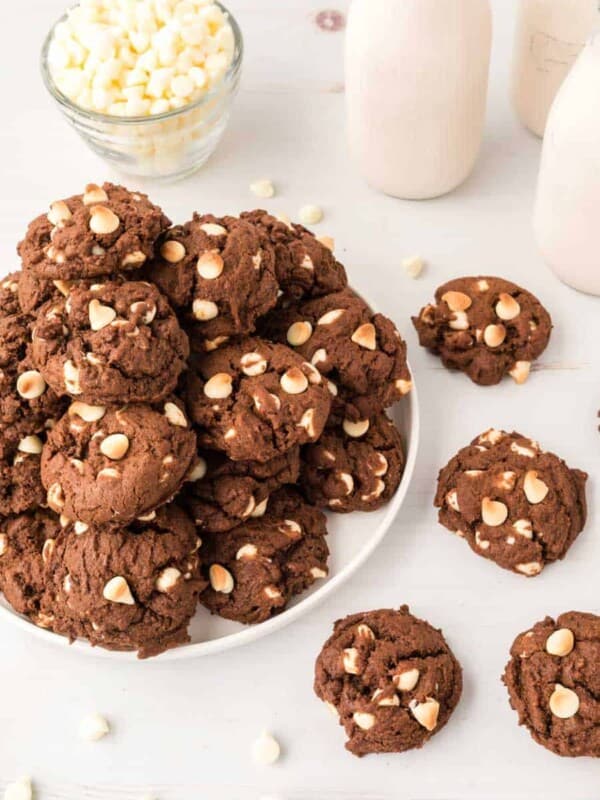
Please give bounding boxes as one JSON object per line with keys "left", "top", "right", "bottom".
{"left": 435, "top": 429, "right": 587, "bottom": 576}
{"left": 199, "top": 488, "right": 329, "bottom": 624}
{"left": 300, "top": 413, "right": 404, "bottom": 512}
{"left": 185, "top": 337, "right": 331, "bottom": 462}
{"left": 314, "top": 606, "right": 462, "bottom": 757}
{"left": 503, "top": 611, "right": 600, "bottom": 757}
{"left": 0, "top": 435, "right": 45, "bottom": 515}
{"left": 412, "top": 276, "right": 552, "bottom": 386}
{"left": 31, "top": 280, "right": 189, "bottom": 405}
{"left": 240, "top": 210, "right": 347, "bottom": 302}
{"left": 146, "top": 214, "right": 278, "bottom": 351}
{"left": 18, "top": 182, "right": 170, "bottom": 280}
{"left": 41, "top": 400, "right": 197, "bottom": 525}
{"left": 43, "top": 504, "right": 205, "bottom": 658}
{"left": 183, "top": 446, "right": 301, "bottom": 534}
{"left": 0, "top": 509, "right": 61, "bottom": 626}
{"left": 260, "top": 288, "right": 412, "bottom": 421}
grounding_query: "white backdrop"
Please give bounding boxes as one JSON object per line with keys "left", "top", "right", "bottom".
{"left": 1, "top": 1, "right": 600, "bottom": 798}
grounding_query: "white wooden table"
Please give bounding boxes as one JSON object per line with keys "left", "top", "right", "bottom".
{"left": 1, "top": 1, "right": 599, "bottom": 797}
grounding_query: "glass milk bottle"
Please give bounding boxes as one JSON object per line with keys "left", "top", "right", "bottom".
{"left": 345, "top": 0, "right": 492, "bottom": 200}
{"left": 534, "top": 35, "right": 600, "bottom": 294}
{"left": 511, "top": 0, "right": 598, "bottom": 138}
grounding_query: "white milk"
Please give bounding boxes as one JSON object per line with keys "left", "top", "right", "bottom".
{"left": 534, "top": 36, "right": 600, "bottom": 294}
{"left": 511, "top": 0, "right": 598, "bottom": 138}
{"left": 345, "top": 0, "right": 492, "bottom": 200}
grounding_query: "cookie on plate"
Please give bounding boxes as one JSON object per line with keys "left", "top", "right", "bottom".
{"left": 185, "top": 337, "right": 332, "bottom": 462}
{"left": 41, "top": 399, "right": 197, "bottom": 525}
{"left": 412, "top": 276, "right": 552, "bottom": 386}
{"left": 435, "top": 429, "right": 587, "bottom": 576}
{"left": 260, "top": 288, "right": 412, "bottom": 422}
{"left": 146, "top": 214, "right": 278, "bottom": 351}
{"left": 240, "top": 209, "right": 348, "bottom": 302}
{"left": 300, "top": 413, "right": 404, "bottom": 513}
{"left": 503, "top": 611, "right": 600, "bottom": 757}
{"left": 314, "top": 606, "right": 462, "bottom": 757}
{"left": 199, "top": 488, "right": 329, "bottom": 624}
{"left": 31, "top": 280, "right": 189, "bottom": 405}
{"left": 18, "top": 182, "right": 170, "bottom": 280}
{"left": 183, "top": 446, "right": 300, "bottom": 534}
{"left": 43, "top": 504, "right": 205, "bottom": 659}
{"left": 0, "top": 509, "right": 62, "bottom": 625}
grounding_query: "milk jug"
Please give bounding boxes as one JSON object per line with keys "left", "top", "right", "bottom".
{"left": 534, "top": 36, "right": 600, "bottom": 294}
{"left": 345, "top": 0, "right": 492, "bottom": 200}
{"left": 511, "top": 0, "right": 598, "bottom": 137}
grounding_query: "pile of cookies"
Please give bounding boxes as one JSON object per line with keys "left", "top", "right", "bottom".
{"left": 0, "top": 182, "right": 411, "bottom": 657}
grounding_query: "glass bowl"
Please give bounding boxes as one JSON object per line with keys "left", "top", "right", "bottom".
{"left": 40, "top": 2, "right": 243, "bottom": 182}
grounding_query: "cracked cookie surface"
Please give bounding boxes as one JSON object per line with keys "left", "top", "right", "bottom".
{"left": 412, "top": 276, "right": 552, "bottom": 386}
{"left": 314, "top": 606, "right": 462, "bottom": 756}
{"left": 199, "top": 488, "right": 329, "bottom": 624}
{"left": 18, "top": 182, "right": 170, "bottom": 280}
{"left": 300, "top": 413, "right": 404, "bottom": 512}
{"left": 435, "top": 429, "right": 587, "bottom": 576}
{"left": 503, "top": 611, "right": 600, "bottom": 757}
{"left": 31, "top": 280, "right": 189, "bottom": 405}
{"left": 185, "top": 336, "right": 331, "bottom": 463}
{"left": 41, "top": 399, "right": 197, "bottom": 525}
{"left": 42, "top": 504, "right": 205, "bottom": 659}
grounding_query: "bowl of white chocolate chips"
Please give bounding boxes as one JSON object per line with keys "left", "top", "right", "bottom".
{"left": 41, "top": 0, "right": 243, "bottom": 180}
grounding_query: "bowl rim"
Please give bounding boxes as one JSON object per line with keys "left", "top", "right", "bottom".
{"left": 0, "top": 369, "right": 420, "bottom": 663}
{"left": 40, "top": 0, "right": 244, "bottom": 126}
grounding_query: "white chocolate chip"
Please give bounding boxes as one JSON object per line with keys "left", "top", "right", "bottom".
{"left": 513, "top": 519, "right": 533, "bottom": 539}
{"left": 156, "top": 567, "right": 182, "bottom": 593}
{"left": 209, "top": 564, "right": 234, "bottom": 593}
{"left": 264, "top": 585, "right": 282, "bottom": 600}
{"left": 89, "top": 205, "right": 120, "bottom": 235}
{"left": 402, "top": 255, "right": 425, "bottom": 278}
{"left": 352, "top": 712, "right": 375, "bottom": 730}
{"left": 338, "top": 472, "right": 354, "bottom": 495}
{"left": 297, "top": 408, "right": 317, "bottom": 438}
{"left": 79, "top": 712, "right": 110, "bottom": 742}
{"left": 122, "top": 250, "right": 147, "bottom": 267}
{"left": 18, "top": 435, "right": 43, "bottom": 455}
{"left": 343, "top": 647, "right": 361, "bottom": 674}
{"left": 48, "top": 200, "right": 72, "bottom": 226}
{"left": 280, "top": 367, "right": 308, "bottom": 395}
{"left": 343, "top": 418, "right": 370, "bottom": 438}
{"left": 47, "top": 483, "right": 65, "bottom": 511}
{"left": 442, "top": 290, "right": 472, "bottom": 312}
{"left": 448, "top": 310, "right": 469, "bottom": 331}
{"left": 446, "top": 489, "right": 460, "bottom": 512}
{"left": 310, "top": 567, "right": 328, "bottom": 579}
{"left": 89, "top": 299, "right": 117, "bottom": 331}
{"left": 83, "top": 184, "right": 108, "bottom": 205}
{"left": 481, "top": 497, "right": 508, "bottom": 527}
{"left": 187, "top": 458, "right": 207, "bottom": 482}
{"left": 103, "top": 576, "right": 135, "bottom": 605}
{"left": 300, "top": 254, "right": 314, "bottom": 270}
{"left": 164, "top": 402, "right": 188, "bottom": 427}
{"left": 393, "top": 668, "right": 420, "bottom": 692}
{"left": 372, "top": 454, "right": 388, "bottom": 477}
{"left": 251, "top": 498, "right": 269, "bottom": 518}
{"left": 69, "top": 401, "right": 106, "bottom": 422}
{"left": 496, "top": 293, "right": 521, "bottom": 321}
{"left": 16, "top": 370, "right": 46, "bottom": 400}
{"left": 546, "top": 628, "right": 575, "bottom": 657}
{"left": 252, "top": 731, "right": 281, "bottom": 766}
{"left": 495, "top": 471, "right": 517, "bottom": 491}
{"left": 317, "top": 309, "right": 344, "bottom": 326}
{"left": 240, "top": 352, "right": 268, "bottom": 377}
{"left": 287, "top": 321, "right": 313, "bottom": 347}
{"left": 311, "top": 348, "right": 328, "bottom": 366}
{"left": 483, "top": 324, "right": 506, "bottom": 348}
{"left": 396, "top": 379, "right": 412, "bottom": 396}
{"left": 161, "top": 240, "right": 186, "bottom": 263}
{"left": 356, "top": 623, "right": 376, "bottom": 641}
{"left": 299, "top": 204, "right": 323, "bottom": 225}
{"left": 318, "top": 235, "right": 335, "bottom": 251}
{"left": 197, "top": 250, "right": 224, "bottom": 280}
{"left": 42, "top": 538, "right": 56, "bottom": 564}
{"left": 516, "top": 561, "right": 542, "bottom": 576}
{"left": 523, "top": 470, "right": 549, "bottom": 504}
{"left": 236, "top": 544, "right": 258, "bottom": 560}
{"left": 74, "top": 521, "right": 88, "bottom": 535}
{"left": 204, "top": 373, "right": 233, "bottom": 400}
{"left": 549, "top": 684, "right": 579, "bottom": 719}
{"left": 372, "top": 689, "right": 400, "bottom": 707}
{"left": 409, "top": 697, "right": 440, "bottom": 731}
{"left": 479, "top": 428, "right": 504, "bottom": 445}
{"left": 100, "top": 433, "right": 130, "bottom": 460}
{"left": 351, "top": 323, "right": 377, "bottom": 351}
{"left": 63, "top": 360, "right": 82, "bottom": 395}
{"left": 193, "top": 299, "right": 219, "bottom": 321}
{"left": 475, "top": 530, "right": 490, "bottom": 550}
{"left": 0, "top": 534, "right": 7, "bottom": 557}
{"left": 130, "top": 301, "right": 156, "bottom": 324}
{"left": 250, "top": 179, "right": 275, "bottom": 199}
{"left": 361, "top": 479, "right": 385, "bottom": 502}
{"left": 201, "top": 223, "right": 227, "bottom": 237}
{"left": 510, "top": 360, "right": 531, "bottom": 385}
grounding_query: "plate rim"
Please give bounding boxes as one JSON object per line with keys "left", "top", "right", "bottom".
{"left": 0, "top": 370, "right": 420, "bottom": 662}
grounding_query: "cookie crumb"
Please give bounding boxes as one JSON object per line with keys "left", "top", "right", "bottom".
{"left": 299, "top": 205, "right": 324, "bottom": 226}
{"left": 3, "top": 777, "right": 33, "bottom": 800}
{"left": 402, "top": 255, "right": 425, "bottom": 279}
{"left": 250, "top": 179, "right": 276, "bottom": 199}
{"left": 252, "top": 731, "right": 281, "bottom": 765}
{"left": 79, "top": 712, "right": 110, "bottom": 742}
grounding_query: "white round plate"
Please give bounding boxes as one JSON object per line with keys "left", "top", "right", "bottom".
{"left": 0, "top": 375, "right": 419, "bottom": 661}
